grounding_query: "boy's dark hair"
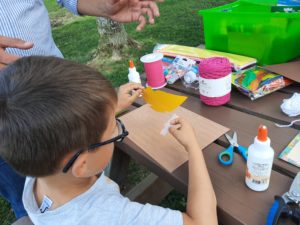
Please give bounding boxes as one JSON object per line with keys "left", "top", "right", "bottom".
{"left": 0, "top": 56, "right": 117, "bottom": 177}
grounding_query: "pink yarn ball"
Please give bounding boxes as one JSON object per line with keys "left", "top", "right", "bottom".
{"left": 199, "top": 57, "right": 232, "bottom": 106}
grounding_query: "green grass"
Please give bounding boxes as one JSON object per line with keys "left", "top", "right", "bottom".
{"left": 50, "top": 0, "right": 235, "bottom": 87}
{"left": 53, "top": 17, "right": 98, "bottom": 64}
{"left": 0, "top": 198, "right": 15, "bottom": 225}
{"left": 0, "top": 0, "right": 234, "bottom": 223}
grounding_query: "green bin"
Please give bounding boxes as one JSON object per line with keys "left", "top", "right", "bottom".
{"left": 199, "top": 0, "right": 300, "bottom": 65}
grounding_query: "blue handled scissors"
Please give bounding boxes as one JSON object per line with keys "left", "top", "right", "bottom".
{"left": 218, "top": 132, "right": 248, "bottom": 166}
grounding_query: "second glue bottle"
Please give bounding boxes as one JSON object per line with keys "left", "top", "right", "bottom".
{"left": 245, "top": 125, "right": 274, "bottom": 191}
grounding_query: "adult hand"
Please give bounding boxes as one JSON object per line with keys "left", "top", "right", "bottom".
{"left": 78, "top": 0, "right": 164, "bottom": 31}
{"left": 116, "top": 82, "right": 144, "bottom": 113}
{"left": 0, "top": 36, "right": 33, "bottom": 69}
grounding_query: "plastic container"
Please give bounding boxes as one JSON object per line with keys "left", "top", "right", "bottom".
{"left": 241, "top": 0, "right": 277, "bottom": 5}
{"left": 199, "top": 0, "right": 300, "bottom": 65}
{"left": 245, "top": 125, "right": 274, "bottom": 191}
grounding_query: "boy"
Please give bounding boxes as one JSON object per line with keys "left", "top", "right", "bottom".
{"left": 0, "top": 56, "right": 217, "bottom": 225}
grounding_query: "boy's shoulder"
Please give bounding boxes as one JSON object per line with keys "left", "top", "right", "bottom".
{"left": 23, "top": 175, "right": 183, "bottom": 225}
{"left": 23, "top": 173, "right": 122, "bottom": 209}
{"left": 22, "top": 174, "right": 125, "bottom": 224}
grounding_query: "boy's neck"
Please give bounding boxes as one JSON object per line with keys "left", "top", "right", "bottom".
{"left": 34, "top": 173, "right": 98, "bottom": 210}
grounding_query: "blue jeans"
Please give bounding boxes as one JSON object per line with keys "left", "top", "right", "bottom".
{"left": 0, "top": 157, "right": 27, "bottom": 219}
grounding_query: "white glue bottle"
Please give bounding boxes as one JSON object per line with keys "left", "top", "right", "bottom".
{"left": 245, "top": 125, "right": 274, "bottom": 191}
{"left": 128, "top": 60, "right": 141, "bottom": 84}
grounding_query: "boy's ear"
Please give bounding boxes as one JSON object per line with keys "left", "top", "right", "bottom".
{"left": 71, "top": 152, "right": 89, "bottom": 178}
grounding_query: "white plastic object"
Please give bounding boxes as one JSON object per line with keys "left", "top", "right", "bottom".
{"left": 245, "top": 125, "right": 274, "bottom": 191}
{"left": 128, "top": 60, "right": 141, "bottom": 84}
{"left": 160, "top": 114, "right": 178, "bottom": 136}
{"left": 275, "top": 119, "right": 300, "bottom": 128}
{"left": 280, "top": 92, "right": 300, "bottom": 117}
{"left": 140, "top": 53, "right": 163, "bottom": 63}
{"left": 184, "top": 71, "right": 198, "bottom": 84}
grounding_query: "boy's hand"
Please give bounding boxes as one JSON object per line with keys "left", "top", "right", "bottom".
{"left": 169, "top": 117, "right": 199, "bottom": 151}
{"left": 116, "top": 82, "right": 144, "bottom": 113}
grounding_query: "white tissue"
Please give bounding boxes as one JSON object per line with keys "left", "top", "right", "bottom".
{"left": 275, "top": 93, "right": 300, "bottom": 128}
{"left": 160, "top": 114, "right": 179, "bottom": 136}
{"left": 184, "top": 71, "right": 198, "bottom": 84}
{"left": 280, "top": 93, "right": 300, "bottom": 117}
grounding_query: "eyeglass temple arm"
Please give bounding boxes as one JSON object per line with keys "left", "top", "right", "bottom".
{"left": 62, "top": 149, "right": 84, "bottom": 173}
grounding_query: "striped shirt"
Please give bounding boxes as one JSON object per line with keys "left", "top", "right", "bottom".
{"left": 0, "top": 0, "right": 78, "bottom": 58}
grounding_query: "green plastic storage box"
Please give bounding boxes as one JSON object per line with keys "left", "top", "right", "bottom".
{"left": 199, "top": 0, "right": 300, "bottom": 65}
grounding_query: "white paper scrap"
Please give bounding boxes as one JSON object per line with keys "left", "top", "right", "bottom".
{"left": 160, "top": 114, "right": 179, "bottom": 136}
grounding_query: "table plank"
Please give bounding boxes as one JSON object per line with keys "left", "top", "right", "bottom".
{"left": 118, "top": 138, "right": 293, "bottom": 225}
{"left": 228, "top": 91, "right": 299, "bottom": 129}
{"left": 127, "top": 83, "right": 298, "bottom": 224}
{"left": 169, "top": 81, "right": 300, "bottom": 130}
{"left": 279, "top": 83, "right": 300, "bottom": 94}
{"left": 135, "top": 87, "right": 299, "bottom": 177}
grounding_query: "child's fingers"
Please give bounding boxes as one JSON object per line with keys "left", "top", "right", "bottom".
{"left": 127, "top": 82, "right": 144, "bottom": 91}
{"left": 169, "top": 123, "right": 181, "bottom": 134}
{"left": 119, "top": 83, "right": 144, "bottom": 96}
{"left": 130, "top": 89, "right": 142, "bottom": 100}
{"left": 169, "top": 124, "right": 182, "bottom": 142}
{"left": 170, "top": 117, "right": 183, "bottom": 126}
{"left": 169, "top": 126, "right": 178, "bottom": 136}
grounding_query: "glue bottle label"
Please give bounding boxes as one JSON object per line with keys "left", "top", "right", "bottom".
{"left": 245, "top": 137, "right": 274, "bottom": 191}
{"left": 245, "top": 126, "right": 274, "bottom": 191}
{"left": 246, "top": 161, "right": 271, "bottom": 186}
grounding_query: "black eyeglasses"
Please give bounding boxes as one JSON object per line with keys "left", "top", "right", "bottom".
{"left": 62, "top": 119, "right": 129, "bottom": 173}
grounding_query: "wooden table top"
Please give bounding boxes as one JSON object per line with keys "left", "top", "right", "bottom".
{"left": 117, "top": 81, "right": 300, "bottom": 225}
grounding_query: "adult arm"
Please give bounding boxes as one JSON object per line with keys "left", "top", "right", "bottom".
{"left": 58, "top": 0, "right": 163, "bottom": 31}
{"left": 170, "top": 118, "right": 218, "bottom": 225}
{"left": 0, "top": 36, "right": 33, "bottom": 69}
{"left": 57, "top": 0, "right": 163, "bottom": 30}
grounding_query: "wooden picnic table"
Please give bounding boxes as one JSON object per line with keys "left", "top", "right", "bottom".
{"left": 115, "top": 77, "right": 300, "bottom": 225}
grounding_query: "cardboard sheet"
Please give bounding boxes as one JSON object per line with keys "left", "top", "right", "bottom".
{"left": 120, "top": 104, "right": 229, "bottom": 172}
{"left": 264, "top": 60, "right": 300, "bottom": 83}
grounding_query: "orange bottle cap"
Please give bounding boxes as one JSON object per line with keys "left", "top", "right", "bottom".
{"left": 129, "top": 60, "right": 135, "bottom": 68}
{"left": 257, "top": 125, "right": 268, "bottom": 142}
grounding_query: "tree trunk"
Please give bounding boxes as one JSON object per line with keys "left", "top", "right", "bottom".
{"left": 89, "top": 17, "right": 139, "bottom": 66}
